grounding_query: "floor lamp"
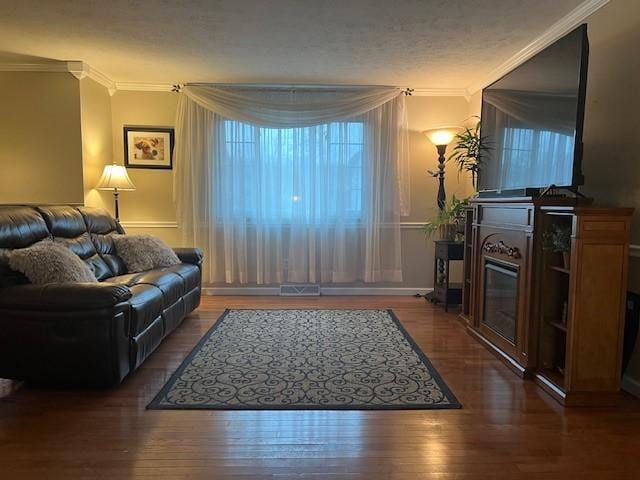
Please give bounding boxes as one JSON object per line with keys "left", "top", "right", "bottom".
{"left": 423, "top": 127, "right": 460, "bottom": 210}
{"left": 96, "top": 164, "right": 136, "bottom": 221}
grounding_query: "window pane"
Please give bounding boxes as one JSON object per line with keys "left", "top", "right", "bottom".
{"left": 217, "top": 119, "right": 364, "bottom": 224}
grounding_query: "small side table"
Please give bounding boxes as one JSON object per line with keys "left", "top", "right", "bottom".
{"left": 429, "top": 240, "right": 464, "bottom": 312}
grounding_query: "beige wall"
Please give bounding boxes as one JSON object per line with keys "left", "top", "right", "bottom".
{"left": 0, "top": 72, "right": 83, "bottom": 204}
{"left": 579, "top": 0, "right": 640, "bottom": 388}
{"left": 401, "top": 96, "right": 474, "bottom": 288}
{"left": 80, "top": 77, "right": 113, "bottom": 211}
{"left": 109, "top": 90, "right": 180, "bottom": 245}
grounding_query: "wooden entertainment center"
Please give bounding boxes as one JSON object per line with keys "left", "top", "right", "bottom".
{"left": 461, "top": 196, "right": 633, "bottom": 406}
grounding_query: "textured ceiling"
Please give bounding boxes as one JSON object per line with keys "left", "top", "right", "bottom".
{"left": 0, "top": 0, "right": 586, "bottom": 88}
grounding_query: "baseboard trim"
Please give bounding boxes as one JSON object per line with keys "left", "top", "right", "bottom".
{"left": 203, "top": 286, "right": 433, "bottom": 296}
{"left": 320, "top": 287, "right": 432, "bottom": 296}
{"left": 621, "top": 374, "right": 640, "bottom": 398}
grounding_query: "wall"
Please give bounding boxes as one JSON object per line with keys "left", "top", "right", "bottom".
{"left": 109, "top": 90, "right": 180, "bottom": 245}
{"left": 580, "top": 0, "right": 640, "bottom": 392}
{"left": 80, "top": 77, "right": 113, "bottom": 211}
{"left": 0, "top": 72, "right": 84, "bottom": 204}
{"left": 403, "top": 96, "right": 475, "bottom": 288}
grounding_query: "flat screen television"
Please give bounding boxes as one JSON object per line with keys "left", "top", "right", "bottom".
{"left": 478, "top": 25, "right": 589, "bottom": 196}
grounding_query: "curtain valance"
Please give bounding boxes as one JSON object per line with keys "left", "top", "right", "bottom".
{"left": 182, "top": 85, "right": 403, "bottom": 128}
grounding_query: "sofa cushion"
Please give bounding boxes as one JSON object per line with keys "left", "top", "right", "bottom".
{"left": 132, "top": 269, "right": 185, "bottom": 308}
{"left": 0, "top": 206, "right": 51, "bottom": 287}
{"left": 37, "top": 206, "right": 113, "bottom": 281}
{"left": 9, "top": 240, "right": 98, "bottom": 284}
{"left": 78, "top": 207, "right": 127, "bottom": 277}
{"left": 112, "top": 235, "right": 180, "bottom": 273}
{"left": 105, "top": 264, "right": 199, "bottom": 310}
{"left": 0, "top": 206, "right": 50, "bottom": 249}
{"left": 162, "top": 264, "right": 201, "bottom": 292}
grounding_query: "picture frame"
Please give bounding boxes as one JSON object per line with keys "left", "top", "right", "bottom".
{"left": 123, "top": 126, "right": 174, "bottom": 170}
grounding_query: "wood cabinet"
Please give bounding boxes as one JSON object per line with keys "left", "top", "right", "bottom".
{"left": 463, "top": 197, "right": 633, "bottom": 405}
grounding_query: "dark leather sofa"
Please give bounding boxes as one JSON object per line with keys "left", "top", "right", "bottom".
{"left": 0, "top": 205, "right": 202, "bottom": 387}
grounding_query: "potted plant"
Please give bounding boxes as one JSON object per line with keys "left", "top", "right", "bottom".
{"left": 542, "top": 224, "right": 572, "bottom": 269}
{"left": 424, "top": 195, "right": 470, "bottom": 241}
{"left": 447, "top": 117, "right": 492, "bottom": 189}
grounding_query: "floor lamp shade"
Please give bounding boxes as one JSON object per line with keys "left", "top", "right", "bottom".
{"left": 96, "top": 164, "right": 136, "bottom": 220}
{"left": 422, "top": 127, "right": 461, "bottom": 210}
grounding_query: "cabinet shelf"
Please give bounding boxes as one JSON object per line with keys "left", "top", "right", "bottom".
{"left": 549, "top": 265, "right": 570, "bottom": 275}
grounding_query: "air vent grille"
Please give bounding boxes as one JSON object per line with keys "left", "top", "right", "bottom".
{"left": 279, "top": 284, "right": 321, "bottom": 296}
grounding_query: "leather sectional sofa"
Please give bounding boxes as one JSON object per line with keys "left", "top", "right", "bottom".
{"left": 0, "top": 205, "right": 202, "bottom": 387}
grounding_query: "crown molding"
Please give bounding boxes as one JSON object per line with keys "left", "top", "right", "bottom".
{"left": 114, "top": 82, "right": 175, "bottom": 92}
{"left": 0, "top": 62, "right": 68, "bottom": 73}
{"left": 466, "top": 0, "right": 610, "bottom": 94}
{"left": 66, "top": 61, "right": 116, "bottom": 95}
{"left": 115, "top": 83, "right": 470, "bottom": 97}
{"left": 412, "top": 87, "right": 470, "bottom": 100}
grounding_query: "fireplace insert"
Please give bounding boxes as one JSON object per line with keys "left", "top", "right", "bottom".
{"left": 483, "top": 260, "right": 518, "bottom": 344}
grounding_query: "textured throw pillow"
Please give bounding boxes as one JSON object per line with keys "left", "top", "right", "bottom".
{"left": 112, "top": 234, "right": 180, "bottom": 273}
{"left": 9, "top": 240, "right": 98, "bottom": 284}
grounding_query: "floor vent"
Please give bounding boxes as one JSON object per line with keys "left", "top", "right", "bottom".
{"left": 279, "top": 284, "right": 321, "bottom": 296}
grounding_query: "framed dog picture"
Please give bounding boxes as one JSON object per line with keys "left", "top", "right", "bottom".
{"left": 124, "top": 126, "right": 174, "bottom": 169}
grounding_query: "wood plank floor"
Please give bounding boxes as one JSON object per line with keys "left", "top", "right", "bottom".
{"left": 1, "top": 296, "right": 640, "bottom": 479}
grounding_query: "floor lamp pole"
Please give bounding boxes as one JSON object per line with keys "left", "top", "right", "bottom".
{"left": 113, "top": 189, "right": 120, "bottom": 221}
{"left": 436, "top": 144, "right": 447, "bottom": 210}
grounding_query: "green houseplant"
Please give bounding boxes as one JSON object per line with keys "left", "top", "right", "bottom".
{"left": 424, "top": 195, "right": 470, "bottom": 241}
{"left": 543, "top": 224, "right": 572, "bottom": 269}
{"left": 447, "top": 117, "right": 492, "bottom": 189}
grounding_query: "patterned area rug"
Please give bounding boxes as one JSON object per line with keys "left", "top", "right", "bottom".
{"left": 148, "top": 309, "right": 460, "bottom": 410}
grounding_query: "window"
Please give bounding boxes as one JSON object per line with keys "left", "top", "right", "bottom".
{"left": 216, "top": 119, "right": 364, "bottom": 224}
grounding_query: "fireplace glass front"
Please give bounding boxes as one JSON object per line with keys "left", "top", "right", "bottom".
{"left": 483, "top": 261, "right": 518, "bottom": 343}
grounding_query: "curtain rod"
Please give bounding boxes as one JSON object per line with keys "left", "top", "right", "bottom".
{"left": 172, "top": 83, "right": 414, "bottom": 95}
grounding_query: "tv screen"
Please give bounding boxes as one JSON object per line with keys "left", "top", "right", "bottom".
{"left": 478, "top": 25, "right": 588, "bottom": 194}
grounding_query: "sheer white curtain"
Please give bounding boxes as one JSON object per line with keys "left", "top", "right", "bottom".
{"left": 174, "top": 85, "right": 409, "bottom": 284}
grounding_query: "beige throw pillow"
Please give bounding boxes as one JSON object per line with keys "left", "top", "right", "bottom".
{"left": 9, "top": 241, "right": 98, "bottom": 284}
{"left": 112, "top": 234, "right": 180, "bottom": 273}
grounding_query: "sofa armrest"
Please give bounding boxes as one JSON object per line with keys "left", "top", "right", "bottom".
{"left": 173, "top": 247, "right": 203, "bottom": 267}
{"left": 0, "top": 283, "right": 132, "bottom": 311}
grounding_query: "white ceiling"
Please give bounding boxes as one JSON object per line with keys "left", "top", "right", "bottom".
{"left": 0, "top": 0, "right": 590, "bottom": 89}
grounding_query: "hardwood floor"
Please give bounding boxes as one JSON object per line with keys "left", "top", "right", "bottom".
{"left": 1, "top": 296, "right": 640, "bottom": 479}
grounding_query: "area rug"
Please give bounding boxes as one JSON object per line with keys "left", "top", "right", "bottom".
{"left": 148, "top": 309, "right": 460, "bottom": 410}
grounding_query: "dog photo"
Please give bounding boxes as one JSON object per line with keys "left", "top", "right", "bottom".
{"left": 124, "top": 126, "right": 174, "bottom": 169}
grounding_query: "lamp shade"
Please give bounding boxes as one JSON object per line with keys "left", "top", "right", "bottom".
{"left": 423, "top": 127, "right": 461, "bottom": 147}
{"left": 96, "top": 164, "right": 136, "bottom": 191}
